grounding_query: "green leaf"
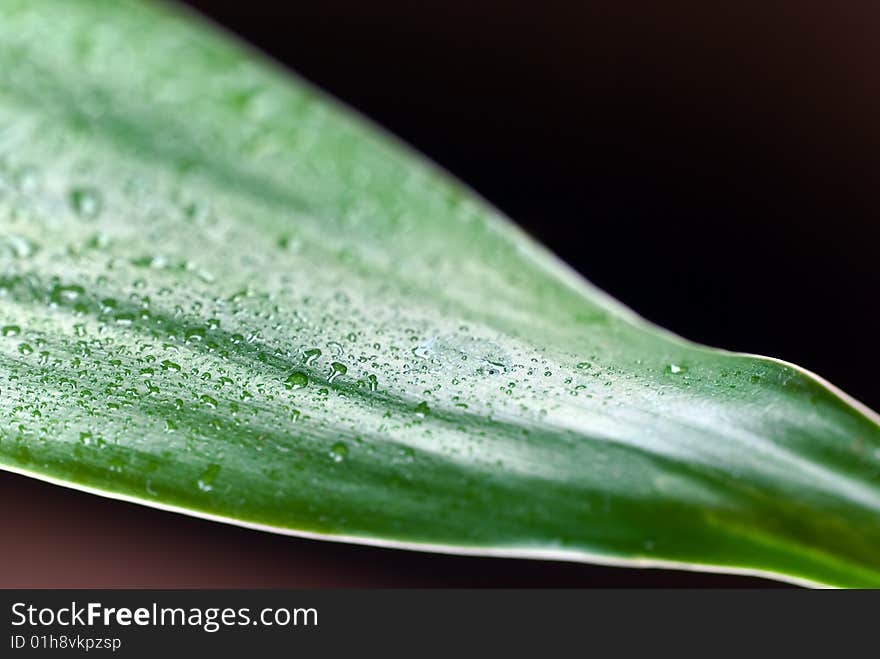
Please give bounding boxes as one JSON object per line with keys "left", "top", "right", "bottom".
{"left": 1, "top": 0, "right": 878, "bottom": 588}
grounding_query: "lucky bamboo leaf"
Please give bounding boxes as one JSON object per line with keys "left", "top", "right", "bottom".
{"left": 1, "top": 0, "right": 878, "bottom": 588}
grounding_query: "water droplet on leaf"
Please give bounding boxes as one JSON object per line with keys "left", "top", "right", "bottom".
{"left": 330, "top": 442, "right": 348, "bottom": 462}
{"left": 329, "top": 362, "right": 347, "bottom": 383}
{"left": 69, "top": 186, "right": 103, "bottom": 220}
{"left": 285, "top": 372, "right": 309, "bottom": 390}
{"left": 197, "top": 463, "right": 221, "bottom": 492}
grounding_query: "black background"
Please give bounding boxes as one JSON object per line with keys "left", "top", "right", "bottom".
{"left": 4, "top": 1, "right": 878, "bottom": 589}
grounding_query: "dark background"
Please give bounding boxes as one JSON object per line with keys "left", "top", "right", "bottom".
{"left": 5, "top": 1, "right": 877, "bottom": 587}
